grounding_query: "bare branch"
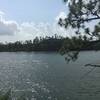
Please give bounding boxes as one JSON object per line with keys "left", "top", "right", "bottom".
{"left": 85, "top": 64, "right": 100, "bottom": 67}
{"left": 71, "top": 17, "right": 100, "bottom": 22}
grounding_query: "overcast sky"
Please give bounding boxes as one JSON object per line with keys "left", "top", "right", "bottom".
{"left": 0, "top": 0, "right": 73, "bottom": 42}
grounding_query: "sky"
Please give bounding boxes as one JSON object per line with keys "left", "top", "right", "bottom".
{"left": 0, "top": 0, "right": 72, "bottom": 42}
{"left": 0, "top": 0, "right": 66, "bottom": 23}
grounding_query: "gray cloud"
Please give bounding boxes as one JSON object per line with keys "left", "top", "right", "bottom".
{"left": 0, "top": 20, "right": 19, "bottom": 35}
{"left": 0, "top": 12, "right": 19, "bottom": 36}
{"left": 0, "top": 11, "right": 71, "bottom": 42}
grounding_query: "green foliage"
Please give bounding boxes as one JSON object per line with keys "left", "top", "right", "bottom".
{"left": 60, "top": 36, "right": 84, "bottom": 62}
{"left": 0, "top": 35, "right": 65, "bottom": 52}
{"left": 58, "top": 0, "right": 100, "bottom": 61}
{"left": 0, "top": 90, "right": 32, "bottom": 100}
{"left": 0, "top": 90, "right": 11, "bottom": 100}
{"left": 59, "top": 0, "right": 100, "bottom": 38}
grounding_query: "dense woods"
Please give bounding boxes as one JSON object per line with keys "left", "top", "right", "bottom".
{"left": 0, "top": 35, "right": 64, "bottom": 52}
{"left": 0, "top": 34, "right": 99, "bottom": 52}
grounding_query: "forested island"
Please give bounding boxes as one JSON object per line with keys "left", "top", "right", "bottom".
{"left": 0, "top": 34, "right": 100, "bottom": 52}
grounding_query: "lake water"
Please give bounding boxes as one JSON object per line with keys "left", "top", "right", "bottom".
{"left": 0, "top": 51, "right": 100, "bottom": 100}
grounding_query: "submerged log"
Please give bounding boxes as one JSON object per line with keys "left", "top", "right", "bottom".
{"left": 85, "top": 64, "right": 100, "bottom": 67}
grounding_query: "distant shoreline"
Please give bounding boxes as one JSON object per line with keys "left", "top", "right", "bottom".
{"left": 0, "top": 50, "right": 99, "bottom": 52}
{"left": 0, "top": 35, "right": 100, "bottom": 52}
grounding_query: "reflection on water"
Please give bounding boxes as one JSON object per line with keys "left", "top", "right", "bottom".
{"left": 0, "top": 51, "right": 100, "bottom": 100}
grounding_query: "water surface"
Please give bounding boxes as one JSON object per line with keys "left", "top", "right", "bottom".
{"left": 0, "top": 51, "right": 100, "bottom": 100}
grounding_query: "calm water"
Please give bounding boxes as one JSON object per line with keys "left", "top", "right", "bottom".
{"left": 0, "top": 51, "right": 100, "bottom": 100}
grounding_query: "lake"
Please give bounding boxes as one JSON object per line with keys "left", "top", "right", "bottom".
{"left": 0, "top": 51, "right": 100, "bottom": 100}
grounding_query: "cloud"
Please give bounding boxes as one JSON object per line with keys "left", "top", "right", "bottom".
{"left": 55, "top": 12, "right": 66, "bottom": 21}
{"left": 0, "top": 11, "right": 19, "bottom": 36}
{"left": 0, "top": 11, "right": 5, "bottom": 16}
{"left": 19, "top": 22, "right": 69, "bottom": 40}
{"left": 0, "top": 21, "right": 19, "bottom": 35}
{"left": 0, "top": 11, "right": 71, "bottom": 42}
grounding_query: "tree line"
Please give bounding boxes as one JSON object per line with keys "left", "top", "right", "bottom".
{"left": 0, "top": 35, "right": 64, "bottom": 52}
{"left": 0, "top": 34, "right": 99, "bottom": 52}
